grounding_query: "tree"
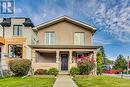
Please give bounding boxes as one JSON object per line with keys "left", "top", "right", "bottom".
{"left": 96, "top": 51, "right": 103, "bottom": 65}
{"left": 98, "top": 46, "right": 106, "bottom": 64}
{"left": 96, "top": 51, "right": 103, "bottom": 75}
{"left": 113, "top": 54, "right": 127, "bottom": 78}
{"left": 100, "top": 46, "right": 106, "bottom": 59}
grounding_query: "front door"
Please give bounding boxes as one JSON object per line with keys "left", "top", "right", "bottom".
{"left": 61, "top": 54, "right": 68, "bottom": 70}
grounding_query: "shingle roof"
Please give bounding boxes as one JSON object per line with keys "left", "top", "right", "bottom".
{"left": 23, "top": 18, "right": 34, "bottom": 27}
{"left": 0, "top": 17, "right": 34, "bottom": 27}
{"left": 0, "top": 18, "right": 11, "bottom": 27}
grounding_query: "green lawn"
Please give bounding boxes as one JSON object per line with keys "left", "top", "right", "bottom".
{"left": 73, "top": 76, "right": 130, "bottom": 87}
{"left": 0, "top": 77, "right": 55, "bottom": 87}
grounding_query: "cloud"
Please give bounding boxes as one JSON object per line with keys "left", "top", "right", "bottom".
{"left": 76, "top": 0, "right": 130, "bottom": 43}
{"left": 107, "top": 56, "right": 117, "bottom": 61}
{"left": 15, "top": 8, "right": 22, "bottom": 14}
{"left": 23, "top": 0, "right": 72, "bottom": 25}
{"left": 93, "top": 40, "right": 112, "bottom": 45}
{"left": 93, "top": 36, "right": 112, "bottom": 45}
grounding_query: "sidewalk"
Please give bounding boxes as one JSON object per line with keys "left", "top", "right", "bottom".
{"left": 53, "top": 75, "right": 78, "bottom": 87}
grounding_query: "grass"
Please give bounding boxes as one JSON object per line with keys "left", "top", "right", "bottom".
{"left": 73, "top": 76, "right": 130, "bottom": 87}
{"left": 0, "top": 77, "right": 55, "bottom": 87}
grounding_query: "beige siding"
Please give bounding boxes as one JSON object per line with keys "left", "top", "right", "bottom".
{"left": 37, "top": 21, "right": 92, "bottom": 45}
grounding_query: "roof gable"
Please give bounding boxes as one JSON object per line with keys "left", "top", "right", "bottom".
{"left": 33, "top": 16, "right": 96, "bottom": 33}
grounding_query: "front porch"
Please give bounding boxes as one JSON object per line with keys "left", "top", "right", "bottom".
{"left": 31, "top": 48, "right": 98, "bottom": 74}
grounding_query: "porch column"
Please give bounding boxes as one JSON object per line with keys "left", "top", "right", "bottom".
{"left": 93, "top": 51, "right": 97, "bottom": 75}
{"left": 69, "top": 51, "right": 72, "bottom": 70}
{"left": 56, "top": 51, "right": 59, "bottom": 69}
{"left": 31, "top": 49, "right": 36, "bottom": 75}
{"left": 32, "top": 50, "right": 36, "bottom": 62}
{"left": 69, "top": 51, "right": 72, "bottom": 63}
{"left": 56, "top": 51, "right": 59, "bottom": 63}
{"left": 94, "top": 51, "right": 97, "bottom": 61}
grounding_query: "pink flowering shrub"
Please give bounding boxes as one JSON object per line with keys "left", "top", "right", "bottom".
{"left": 77, "top": 56, "right": 96, "bottom": 75}
{"left": 76, "top": 54, "right": 96, "bottom": 62}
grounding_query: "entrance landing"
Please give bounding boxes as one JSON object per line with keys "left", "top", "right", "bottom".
{"left": 59, "top": 71, "right": 69, "bottom": 75}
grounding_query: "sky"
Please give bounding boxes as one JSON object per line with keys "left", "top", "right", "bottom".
{"left": 0, "top": 0, "right": 130, "bottom": 60}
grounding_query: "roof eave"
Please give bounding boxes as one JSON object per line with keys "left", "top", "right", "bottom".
{"left": 34, "top": 16, "right": 96, "bottom": 33}
{"left": 28, "top": 45, "right": 101, "bottom": 49}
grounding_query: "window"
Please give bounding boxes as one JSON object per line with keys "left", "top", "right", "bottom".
{"left": 45, "top": 32, "right": 55, "bottom": 45}
{"left": 8, "top": 45, "right": 22, "bottom": 58}
{"left": 74, "top": 32, "right": 85, "bottom": 45}
{"left": 13, "top": 25, "right": 23, "bottom": 36}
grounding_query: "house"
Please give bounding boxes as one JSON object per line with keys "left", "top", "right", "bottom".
{"left": 0, "top": 16, "right": 100, "bottom": 74}
{"left": 0, "top": 17, "right": 38, "bottom": 69}
{"left": 29, "top": 16, "right": 100, "bottom": 74}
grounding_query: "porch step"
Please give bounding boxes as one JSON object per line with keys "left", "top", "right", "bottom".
{"left": 59, "top": 71, "right": 69, "bottom": 75}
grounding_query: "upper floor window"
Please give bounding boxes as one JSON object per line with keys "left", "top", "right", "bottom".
{"left": 13, "top": 25, "right": 23, "bottom": 36}
{"left": 45, "top": 32, "right": 55, "bottom": 45}
{"left": 74, "top": 32, "right": 85, "bottom": 45}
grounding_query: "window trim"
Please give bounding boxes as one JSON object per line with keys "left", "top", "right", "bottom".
{"left": 13, "top": 25, "right": 23, "bottom": 36}
{"left": 44, "top": 32, "right": 55, "bottom": 45}
{"left": 74, "top": 32, "right": 85, "bottom": 45}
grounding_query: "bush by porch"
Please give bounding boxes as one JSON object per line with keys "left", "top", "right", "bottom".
{"left": 70, "top": 58, "right": 96, "bottom": 76}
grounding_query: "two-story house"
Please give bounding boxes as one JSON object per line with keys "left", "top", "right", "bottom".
{"left": 0, "top": 17, "right": 38, "bottom": 69}
{"left": 29, "top": 16, "right": 100, "bottom": 74}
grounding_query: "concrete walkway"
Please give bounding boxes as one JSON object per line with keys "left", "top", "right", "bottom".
{"left": 53, "top": 75, "right": 78, "bottom": 87}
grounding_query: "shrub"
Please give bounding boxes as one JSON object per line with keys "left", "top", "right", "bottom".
{"left": 123, "top": 70, "right": 130, "bottom": 74}
{"left": 78, "top": 59, "right": 96, "bottom": 75}
{"left": 97, "top": 64, "right": 103, "bottom": 75}
{"left": 47, "top": 68, "right": 59, "bottom": 76}
{"left": 9, "top": 59, "right": 31, "bottom": 76}
{"left": 34, "top": 69, "right": 47, "bottom": 75}
{"left": 70, "top": 67, "right": 80, "bottom": 76}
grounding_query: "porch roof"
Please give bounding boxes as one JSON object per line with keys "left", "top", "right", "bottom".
{"left": 28, "top": 45, "right": 101, "bottom": 49}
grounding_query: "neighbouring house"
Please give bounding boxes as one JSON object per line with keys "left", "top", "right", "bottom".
{"left": 0, "top": 16, "right": 100, "bottom": 74}
{"left": 0, "top": 17, "right": 38, "bottom": 69}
